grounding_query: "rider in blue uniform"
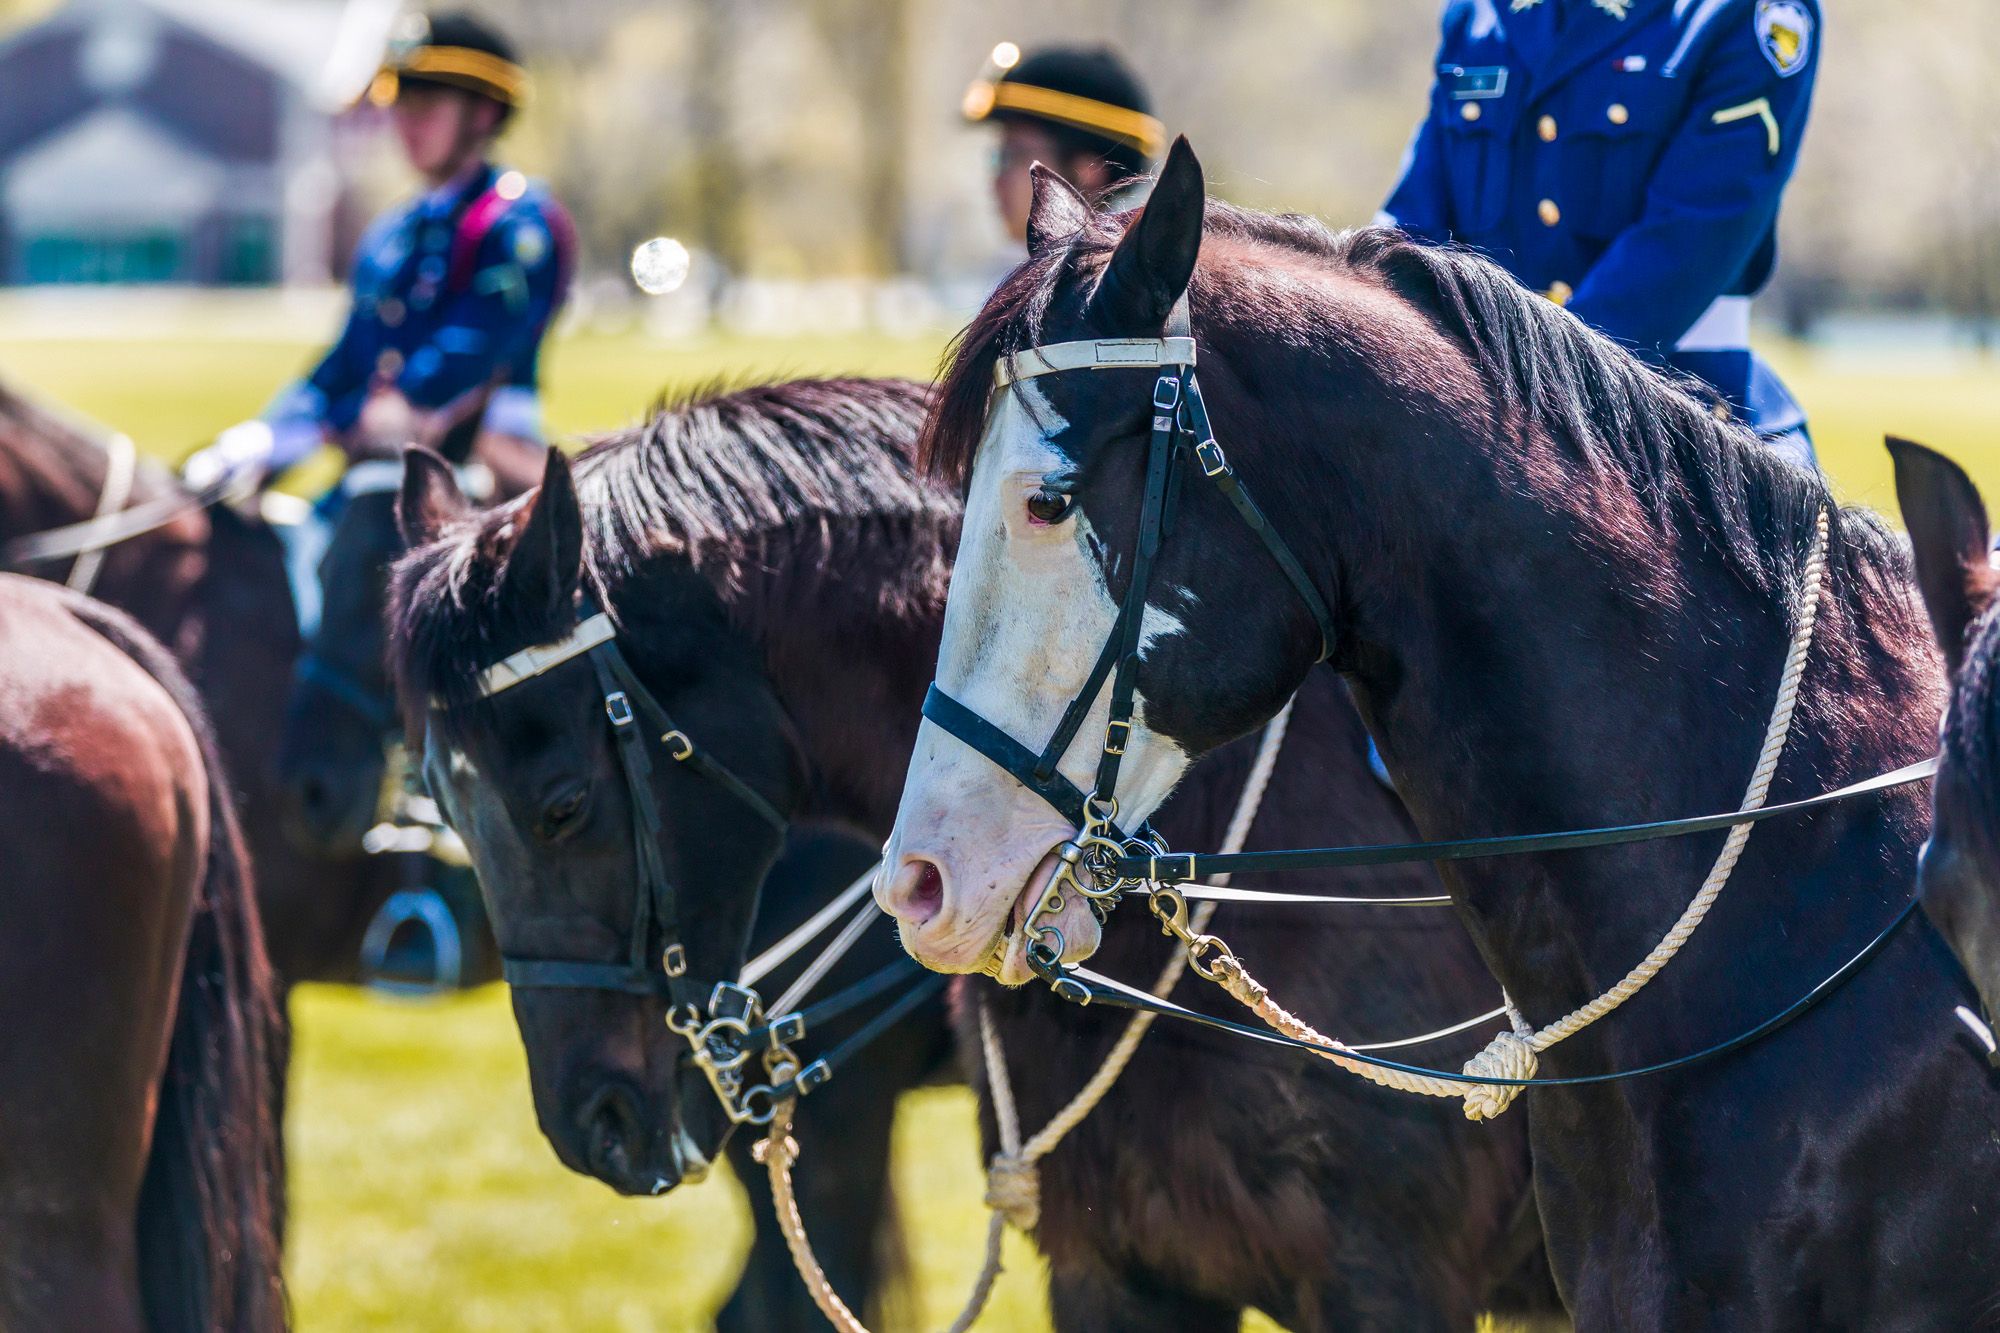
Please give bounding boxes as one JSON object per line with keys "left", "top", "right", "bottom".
{"left": 185, "top": 10, "right": 573, "bottom": 492}
{"left": 1382, "top": 0, "right": 1821, "bottom": 464}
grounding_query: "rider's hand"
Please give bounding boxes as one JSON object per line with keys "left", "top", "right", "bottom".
{"left": 356, "top": 389, "right": 424, "bottom": 455}
{"left": 181, "top": 420, "right": 275, "bottom": 493}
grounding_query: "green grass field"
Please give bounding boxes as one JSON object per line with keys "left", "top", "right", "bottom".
{"left": 1, "top": 312, "right": 1995, "bottom": 1331}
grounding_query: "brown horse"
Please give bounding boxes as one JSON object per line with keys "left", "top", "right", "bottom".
{"left": 890, "top": 143, "right": 2000, "bottom": 1326}
{"left": 0, "top": 378, "right": 478, "bottom": 989}
{"left": 388, "top": 380, "right": 1559, "bottom": 1329}
{"left": 0, "top": 573, "right": 284, "bottom": 1330}
{"left": 1891, "top": 436, "right": 2000, "bottom": 1024}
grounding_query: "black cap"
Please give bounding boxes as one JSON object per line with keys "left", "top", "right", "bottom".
{"left": 963, "top": 43, "right": 1160, "bottom": 180}
{"left": 371, "top": 10, "right": 527, "bottom": 110}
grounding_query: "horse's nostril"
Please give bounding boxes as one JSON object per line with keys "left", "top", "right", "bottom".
{"left": 578, "top": 1082, "right": 648, "bottom": 1183}
{"left": 883, "top": 858, "right": 945, "bottom": 926}
{"left": 580, "top": 1083, "right": 641, "bottom": 1145}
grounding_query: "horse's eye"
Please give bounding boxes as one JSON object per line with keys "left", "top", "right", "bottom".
{"left": 1026, "top": 487, "right": 1074, "bottom": 525}
{"left": 537, "top": 786, "right": 590, "bottom": 841}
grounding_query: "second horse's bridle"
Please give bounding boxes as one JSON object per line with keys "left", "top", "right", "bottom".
{"left": 431, "top": 600, "right": 798, "bottom": 1124}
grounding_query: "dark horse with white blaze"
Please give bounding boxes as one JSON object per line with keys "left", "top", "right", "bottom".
{"left": 0, "top": 574, "right": 284, "bottom": 1329}
{"left": 881, "top": 141, "right": 2000, "bottom": 1327}
{"left": 387, "top": 379, "right": 1561, "bottom": 1329}
{"left": 1892, "top": 437, "right": 2000, "bottom": 1025}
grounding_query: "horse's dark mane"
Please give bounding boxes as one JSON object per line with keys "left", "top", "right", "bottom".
{"left": 392, "top": 377, "right": 953, "bottom": 713}
{"left": 1948, "top": 607, "right": 2000, "bottom": 862}
{"left": 923, "top": 202, "right": 1918, "bottom": 641}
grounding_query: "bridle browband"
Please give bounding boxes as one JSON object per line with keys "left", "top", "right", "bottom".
{"left": 923, "top": 294, "right": 1340, "bottom": 978}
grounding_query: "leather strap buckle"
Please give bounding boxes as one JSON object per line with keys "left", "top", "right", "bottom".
{"left": 1104, "top": 717, "right": 1132, "bottom": 756}
{"left": 1194, "top": 438, "right": 1227, "bottom": 477}
{"left": 604, "top": 690, "right": 635, "bottom": 727}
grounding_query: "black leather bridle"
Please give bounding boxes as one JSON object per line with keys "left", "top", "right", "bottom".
{"left": 919, "top": 296, "right": 1339, "bottom": 984}
{"left": 432, "top": 600, "right": 803, "bottom": 1122}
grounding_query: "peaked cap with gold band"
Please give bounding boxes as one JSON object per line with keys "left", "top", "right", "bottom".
{"left": 369, "top": 10, "right": 528, "bottom": 110}
{"left": 963, "top": 43, "right": 1163, "bottom": 165}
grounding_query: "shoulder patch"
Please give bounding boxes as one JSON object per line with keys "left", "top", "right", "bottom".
{"left": 1755, "top": 0, "right": 1813, "bottom": 77}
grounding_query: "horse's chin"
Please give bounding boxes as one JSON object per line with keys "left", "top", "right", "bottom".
{"left": 975, "top": 852, "right": 1104, "bottom": 988}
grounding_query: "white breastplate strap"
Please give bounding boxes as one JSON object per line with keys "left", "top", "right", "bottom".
{"left": 994, "top": 337, "right": 1197, "bottom": 388}
{"left": 463, "top": 611, "right": 616, "bottom": 702}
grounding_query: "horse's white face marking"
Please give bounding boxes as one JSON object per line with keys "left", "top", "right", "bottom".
{"left": 880, "top": 384, "right": 1190, "bottom": 984}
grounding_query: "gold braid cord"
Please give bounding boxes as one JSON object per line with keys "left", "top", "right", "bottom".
{"left": 1204, "top": 508, "right": 1831, "bottom": 1122}
{"left": 758, "top": 1096, "right": 869, "bottom": 1333}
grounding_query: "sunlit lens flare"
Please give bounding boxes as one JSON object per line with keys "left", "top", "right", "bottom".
{"left": 630, "top": 237, "right": 691, "bottom": 296}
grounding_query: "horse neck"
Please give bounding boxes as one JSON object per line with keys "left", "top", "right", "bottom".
{"left": 1245, "top": 360, "right": 1940, "bottom": 1051}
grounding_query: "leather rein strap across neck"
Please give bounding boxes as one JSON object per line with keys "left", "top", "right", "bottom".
{"left": 922, "top": 294, "right": 1340, "bottom": 972}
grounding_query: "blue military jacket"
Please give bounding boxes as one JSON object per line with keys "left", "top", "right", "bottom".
{"left": 1384, "top": 0, "right": 1820, "bottom": 436}
{"left": 267, "top": 161, "right": 573, "bottom": 466}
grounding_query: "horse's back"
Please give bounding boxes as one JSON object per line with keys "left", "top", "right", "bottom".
{"left": 0, "top": 574, "right": 212, "bottom": 1329}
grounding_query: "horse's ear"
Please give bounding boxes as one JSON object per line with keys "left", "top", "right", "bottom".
{"left": 499, "top": 448, "right": 584, "bottom": 616}
{"left": 1891, "top": 436, "right": 1996, "bottom": 673}
{"left": 397, "top": 447, "right": 470, "bottom": 548}
{"left": 1027, "top": 165, "right": 1090, "bottom": 256}
{"left": 1090, "top": 136, "right": 1205, "bottom": 333}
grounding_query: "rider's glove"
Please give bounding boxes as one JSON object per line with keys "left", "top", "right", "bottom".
{"left": 181, "top": 420, "right": 277, "bottom": 493}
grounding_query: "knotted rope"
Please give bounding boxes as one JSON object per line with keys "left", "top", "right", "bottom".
{"left": 1206, "top": 507, "right": 1831, "bottom": 1121}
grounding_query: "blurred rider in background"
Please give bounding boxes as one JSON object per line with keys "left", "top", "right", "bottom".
{"left": 962, "top": 42, "right": 1161, "bottom": 242}
{"left": 184, "top": 9, "right": 572, "bottom": 617}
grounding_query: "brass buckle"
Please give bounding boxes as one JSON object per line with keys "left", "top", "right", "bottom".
{"left": 662, "top": 942, "right": 688, "bottom": 977}
{"left": 1103, "top": 717, "right": 1131, "bottom": 756}
{"left": 662, "top": 729, "right": 694, "bottom": 761}
{"left": 1194, "top": 438, "right": 1227, "bottom": 477}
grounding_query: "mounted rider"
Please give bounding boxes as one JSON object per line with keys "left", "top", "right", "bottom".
{"left": 184, "top": 9, "right": 573, "bottom": 495}
{"left": 1382, "top": 0, "right": 1821, "bottom": 465}
{"left": 962, "top": 43, "right": 1162, "bottom": 240}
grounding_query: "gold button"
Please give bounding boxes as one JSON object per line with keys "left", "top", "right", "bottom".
{"left": 1607, "top": 103, "right": 1630, "bottom": 125}
{"left": 1538, "top": 114, "right": 1558, "bottom": 142}
{"left": 1547, "top": 280, "right": 1574, "bottom": 306}
{"left": 1538, "top": 198, "right": 1561, "bottom": 227}
{"left": 1460, "top": 102, "right": 1482, "bottom": 122}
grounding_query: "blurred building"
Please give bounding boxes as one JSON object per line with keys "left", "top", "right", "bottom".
{"left": 0, "top": 0, "right": 397, "bottom": 285}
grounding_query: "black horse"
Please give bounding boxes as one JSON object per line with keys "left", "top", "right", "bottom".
{"left": 282, "top": 438, "right": 949, "bottom": 1330}
{"left": 388, "top": 378, "right": 1560, "bottom": 1329}
{"left": 885, "top": 140, "right": 2000, "bottom": 1327}
{"left": 1892, "top": 437, "right": 2000, "bottom": 1024}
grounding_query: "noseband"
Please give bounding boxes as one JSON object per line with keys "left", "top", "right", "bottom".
{"left": 921, "top": 296, "right": 1338, "bottom": 985}
{"left": 434, "top": 601, "right": 792, "bottom": 1123}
